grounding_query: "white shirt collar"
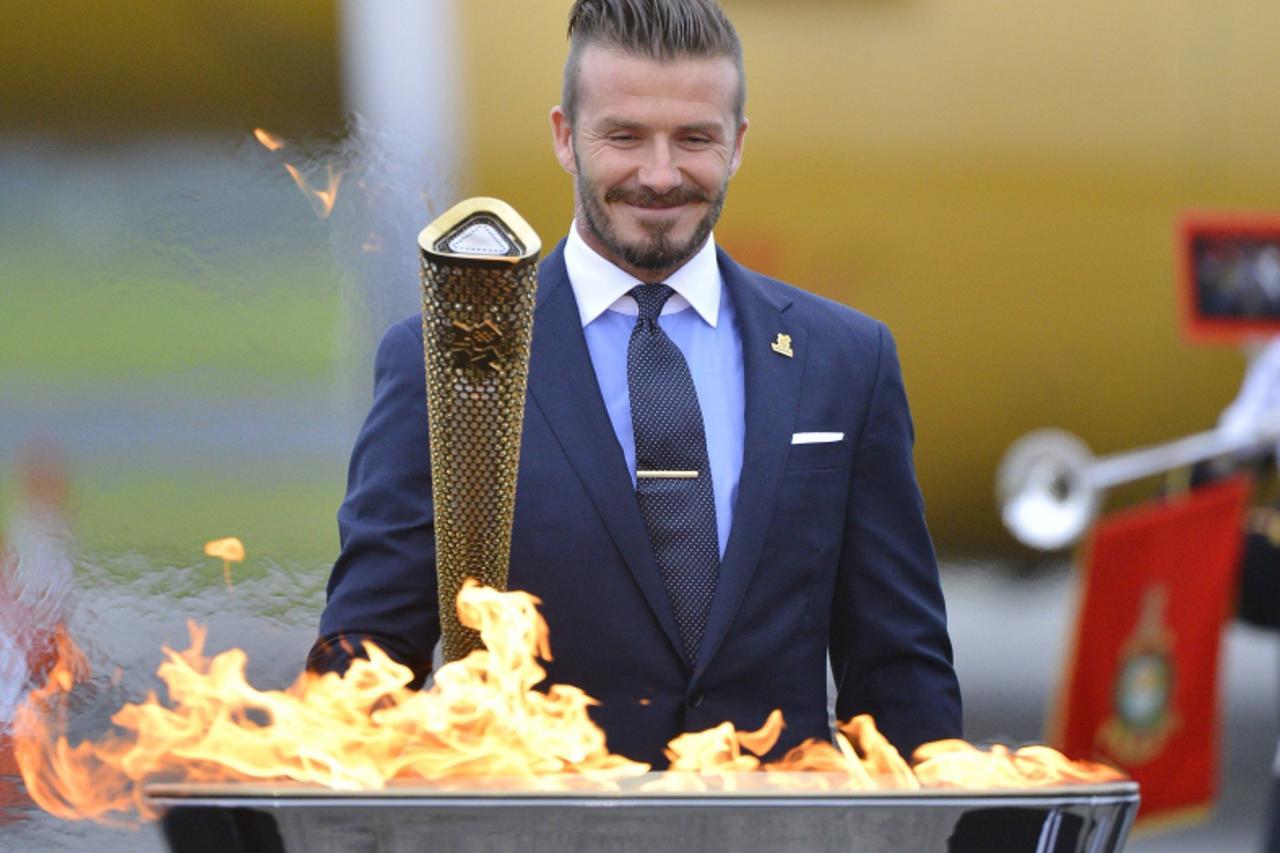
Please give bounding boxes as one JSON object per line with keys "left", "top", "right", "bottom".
{"left": 564, "top": 220, "right": 722, "bottom": 328}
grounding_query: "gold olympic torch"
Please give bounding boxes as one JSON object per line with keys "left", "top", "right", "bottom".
{"left": 418, "top": 198, "right": 540, "bottom": 662}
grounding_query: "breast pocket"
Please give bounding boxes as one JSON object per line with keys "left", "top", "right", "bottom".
{"left": 785, "top": 436, "right": 851, "bottom": 471}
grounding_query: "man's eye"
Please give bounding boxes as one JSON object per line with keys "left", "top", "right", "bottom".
{"left": 608, "top": 134, "right": 637, "bottom": 142}
{"left": 684, "top": 137, "right": 712, "bottom": 146}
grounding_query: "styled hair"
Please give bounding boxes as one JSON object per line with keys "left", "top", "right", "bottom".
{"left": 562, "top": 0, "right": 746, "bottom": 123}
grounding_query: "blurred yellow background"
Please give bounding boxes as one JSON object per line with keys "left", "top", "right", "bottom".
{"left": 9, "top": 0, "right": 1280, "bottom": 553}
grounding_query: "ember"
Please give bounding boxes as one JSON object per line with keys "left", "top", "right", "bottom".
{"left": 13, "top": 579, "right": 1123, "bottom": 827}
{"left": 251, "top": 128, "right": 286, "bottom": 152}
{"left": 202, "top": 537, "right": 244, "bottom": 591}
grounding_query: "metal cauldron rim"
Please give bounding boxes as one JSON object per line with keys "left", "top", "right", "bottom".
{"left": 144, "top": 776, "right": 1139, "bottom": 810}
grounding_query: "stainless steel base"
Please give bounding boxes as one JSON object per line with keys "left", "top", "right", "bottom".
{"left": 147, "top": 778, "right": 1140, "bottom": 853}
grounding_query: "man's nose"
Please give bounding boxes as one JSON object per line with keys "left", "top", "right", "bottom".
{"left": 636, "top": 142, "right": 682, "bottom": 194}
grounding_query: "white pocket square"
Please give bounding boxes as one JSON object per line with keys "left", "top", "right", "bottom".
{"left": 791, "top": 431, "right": 845, "bottom": 445}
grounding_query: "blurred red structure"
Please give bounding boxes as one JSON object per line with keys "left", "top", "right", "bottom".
{"left": 1052, "top": 477, "right": 1248, "bottom": 829}
{"left": 0, "top": 441, "right": 73, "bottom": 824}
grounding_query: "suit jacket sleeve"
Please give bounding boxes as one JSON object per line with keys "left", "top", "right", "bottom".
{"left": 828, "top": 323, "right": 962, "bottom": 756}
{"left": 307, "top": 319, "right": 439, "bottom": 685}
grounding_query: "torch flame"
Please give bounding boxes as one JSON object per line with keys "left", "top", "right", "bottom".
{"left": 14, "top": 582, "right": 1124, "bottom": 826}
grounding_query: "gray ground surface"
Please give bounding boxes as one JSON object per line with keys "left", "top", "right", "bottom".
{"left": 0, "top": 562, "right": 1272, "bottom": 851}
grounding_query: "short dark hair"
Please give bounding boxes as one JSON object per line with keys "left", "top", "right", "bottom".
{"left": 563, "top": 0, "right": 746, "bottom": 124}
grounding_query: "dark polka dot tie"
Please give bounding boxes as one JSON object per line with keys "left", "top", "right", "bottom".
{"left": 627, "top": 284, "right": 720, "bottom": 664}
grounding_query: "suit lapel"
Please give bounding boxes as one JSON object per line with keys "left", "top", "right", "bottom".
{"left": 527, "top": 245, "right": 688, "bottom": 664}
{"left": 694, "top": 249, "right": 804, "bottom": 678}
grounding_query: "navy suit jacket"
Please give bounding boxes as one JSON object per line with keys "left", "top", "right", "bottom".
{"left": 309, "top": 243, "right": 962, "bottom": 767}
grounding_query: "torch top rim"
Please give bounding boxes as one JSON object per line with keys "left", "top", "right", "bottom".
{"left": 418, "top": 196, "right": 542, "bottom": 264}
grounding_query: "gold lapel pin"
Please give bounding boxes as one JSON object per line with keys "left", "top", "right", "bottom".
{"left": 771, "top": 332, "right": 794, "bottom": 358}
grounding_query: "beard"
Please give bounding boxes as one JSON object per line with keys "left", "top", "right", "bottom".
{"left": 575, "top": 157, "right": 728, "bottom": 274}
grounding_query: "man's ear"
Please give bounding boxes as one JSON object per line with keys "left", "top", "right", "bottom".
{"left": 550, "top": 106, "right": 577, "bottom": 174}
{"left": 728, "top": 116, "right": 749, "bottom": 178}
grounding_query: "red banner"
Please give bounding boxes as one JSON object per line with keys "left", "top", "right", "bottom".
{"left": 1050, "top": 477, "right": 1249, "bottom": 828}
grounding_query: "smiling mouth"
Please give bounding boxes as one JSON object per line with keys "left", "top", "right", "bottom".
{"left": 607, "top": 187, "right": 710, "bottom": 211}
{"left": 624, "top": 201, "right": 696, "bottom": 213}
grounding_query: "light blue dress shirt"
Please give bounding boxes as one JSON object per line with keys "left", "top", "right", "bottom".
{"left": 563, "top": 223, "right": 745, "bottom": 558}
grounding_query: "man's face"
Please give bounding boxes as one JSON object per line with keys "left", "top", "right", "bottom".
{"left": 551, "top": 45, "right": 748, "bottom": 281}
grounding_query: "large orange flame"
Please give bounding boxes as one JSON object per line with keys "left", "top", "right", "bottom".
{"left": 913, "top": 739, "right": 1123, "bottom": 788}
{"left": 14, "top": 581, "right": 646, "bottom": 824}
{"left": 11, "top": 629, "right": 96, "bottom": 819}
{"left": 14, "top": 581, "right": 1123, "bottom": 826}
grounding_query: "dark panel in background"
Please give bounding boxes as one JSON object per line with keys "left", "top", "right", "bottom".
{"left": 0, "top": 0, "right": 343, "bottom": 137}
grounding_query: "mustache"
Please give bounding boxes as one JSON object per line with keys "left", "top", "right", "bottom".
{"left": 603, "top": 186, "right": 711, "bottom": 208}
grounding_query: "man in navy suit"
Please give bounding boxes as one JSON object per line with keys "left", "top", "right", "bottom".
{"left": 309, "top": 0, "right": 961, "bottom": 767}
